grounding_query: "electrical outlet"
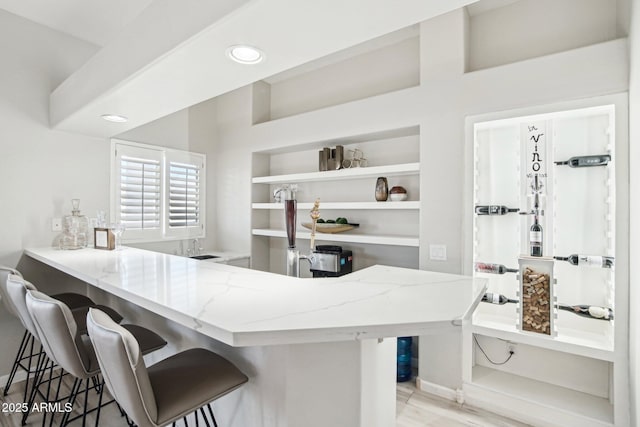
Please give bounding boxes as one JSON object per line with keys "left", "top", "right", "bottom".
{"left": 51, "top": 218, "right": 62, "bottom": 232}
{"left": 507, "top": 342, "right": 517, "bottom": 354}
{"left": 429, "top": 244, "right": 447, "bottom": 261}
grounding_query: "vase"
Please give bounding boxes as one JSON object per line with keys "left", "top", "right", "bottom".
{"left": 375, "top": 177, "right": 388, "bottom": 202}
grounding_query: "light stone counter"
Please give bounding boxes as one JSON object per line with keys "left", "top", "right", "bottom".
{"left": 24, "top": 246, "right": 486, "bottom": 427}
{"left": 25, "top": 246, "right": 485, "bottom": 347}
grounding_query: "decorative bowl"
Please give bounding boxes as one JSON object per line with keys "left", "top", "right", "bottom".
{"left": 389, "top": 193, "right": 408, "bottom": 201}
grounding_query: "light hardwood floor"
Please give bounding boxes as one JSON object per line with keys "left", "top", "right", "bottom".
{"left": 1, "top": 374, "right": 531, "bottom": 426}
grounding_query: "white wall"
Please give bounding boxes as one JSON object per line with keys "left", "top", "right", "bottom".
{"left": 0, "top": 9, "right": 103, "bottom": 377}
{"left": 627, "top": 0, "right": 639, "bottom": 424}
{"left": 268, "top": 36, "right": 420, "bottom": 120}
{"left": 468, "top": 0, "right": 619, "bottom": 71}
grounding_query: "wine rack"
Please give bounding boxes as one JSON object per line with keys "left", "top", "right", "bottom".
{"left": 463, "top": 96, "right": 628, "bottom": 427}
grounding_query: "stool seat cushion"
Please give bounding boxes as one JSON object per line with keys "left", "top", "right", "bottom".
{"left": 149, "top": 348, "right": 248, "bottom": 425}
{"left": 121, "top": 325, "right": 167, "bottom": 356}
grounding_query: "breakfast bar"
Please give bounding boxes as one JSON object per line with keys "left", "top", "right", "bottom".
{"left": 24, "top": 246, "right": 486, "bottom": 427}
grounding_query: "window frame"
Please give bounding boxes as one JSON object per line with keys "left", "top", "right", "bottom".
{"left": 110, "top": 139, "right": 206, "bottom": 243}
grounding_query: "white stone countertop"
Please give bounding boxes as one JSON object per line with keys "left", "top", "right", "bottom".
{"left": 25, "top": 247, "right": 486, "bottom": 347}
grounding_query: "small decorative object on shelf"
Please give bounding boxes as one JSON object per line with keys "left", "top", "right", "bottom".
{"left": 317, "top": 146, "right": 344, "bottom": 170}
{"left": 474, "top": 262, "right": 518, "bottom": 274}
{"left": 389, "top": 186, "right": 407, "bottom": 201}
{"left": 59, "top": 199, "right": 89, "bottom": 250}
{"left": 319, "top": 149, "right": 329, "bottom": 171}
{"left": 94, "top": 228, "right": 115, "bottom": 250}
{"left": 375, "top": 177, "right": 389, "bottom": 201}
{"left": 557, "top": 304, "right": 613, "bottom": 321}
{"left": 481, "top": 292, "right": 518, "bottom": 305}
{"left": 554, "top": 154, "right": 611, "bottom": 168}
{"left": 554, "top": 254, "right": 614, "bottom": 268}
{"left": 518, "top": 257, "right": 555, "bottom": 336}
{"left": 342, "top": 148, "right": 368, "bottom": 168}
{"left": 475, "top": 205, "right": 519, "bottom": 215}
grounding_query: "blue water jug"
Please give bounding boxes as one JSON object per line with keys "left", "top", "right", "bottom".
{"left": 397, "top": 336, "right": 412, "bottom": 382}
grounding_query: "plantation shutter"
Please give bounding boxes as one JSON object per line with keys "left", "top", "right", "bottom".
{"left": 168, "top": 161, "right": 201, "bottom": 228}
{"left": 120, "top": 156, "right": 161, "bottom": 229}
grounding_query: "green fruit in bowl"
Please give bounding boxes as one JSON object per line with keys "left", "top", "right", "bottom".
{"left": 336, "top": 218, "right": 348, "bottom": 224}
{"left": 317, "top": 218, "right": 325, "bottom": 223}
{"left": 326, "top": 219, "right": 336, "bottom": 223}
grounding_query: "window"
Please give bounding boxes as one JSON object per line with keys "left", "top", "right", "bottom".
{"left": 111, "top": 140, "right": 205, "bottom": 242}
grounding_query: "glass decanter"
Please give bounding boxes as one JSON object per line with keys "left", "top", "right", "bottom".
{"left": 59, "top": 199, "right": 89, "bottom": 250}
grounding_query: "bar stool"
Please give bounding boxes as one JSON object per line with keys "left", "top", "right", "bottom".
{"left": 25, "top": 289, "right": 169, "bottom": 426}
{"left": 86, "top": 307, "right": 249, "bottom": 427}
{"left": 7, "top": 273, "right": 165, "bottom": 425}
{"left": 0, "top": 266, "right": 123, "bottom": 397}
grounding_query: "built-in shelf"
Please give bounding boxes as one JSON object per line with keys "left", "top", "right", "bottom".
{"left": 252, "top": 201, "right": 420, "bottom": 210}
{"left": 472, "top": 313, "right": 614, "bottom": 361}
{"left": 251, "top": 229, "right": 419, "bottom": 247}
{"left": 466, "top": 366, "right": 613, "bottom": 427}
{"left": 252, "top": 162, "right": 419, "bottom": 184}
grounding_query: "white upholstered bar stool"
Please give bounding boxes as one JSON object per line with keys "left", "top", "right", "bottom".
{"left": 0, "top": 265, "right": 123, "bottom": 397}
{"left": 86, "top": 307, "right": 249, "bottom": 427}
{"left": 17, "top": 284, "right": 166, "bottom": 426}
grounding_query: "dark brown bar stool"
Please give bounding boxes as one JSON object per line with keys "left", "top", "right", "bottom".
{"left": 86, "top": 307, "right": 249, "bottom": 427}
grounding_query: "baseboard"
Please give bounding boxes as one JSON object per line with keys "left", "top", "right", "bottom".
{"left": 416, "top": 377, "right": 460, "bottom": 402}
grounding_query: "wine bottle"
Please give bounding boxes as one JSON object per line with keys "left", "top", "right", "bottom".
{"left": 554, "top": 254, "right": 614, "bottom": 268}
{"left": 529, "top": 214, "right": 543, "bottom": 257}
{"left": 554, "top": 154, "right": 611, "bottom": 168}
{"left": 475, "top": 262, "right": 518, "bottom": 274}
{"left": 475, "top": 205, "right": 519, "bottom": 215}
{"left": 481, "top": 292, "right": 518, "bottom": 305}
{"left": 557, "top": 304, "right": 613, "bottom": 321}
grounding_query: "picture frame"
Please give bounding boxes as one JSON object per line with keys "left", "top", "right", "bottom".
{"left": 94, "top": 228, "right": 115, "bottom": 250}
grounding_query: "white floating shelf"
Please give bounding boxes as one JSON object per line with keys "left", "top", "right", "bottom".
{"left": 252, "top": 163, "right": 420, "bottom": 184}
{"left": 467, "top": 366, "right": 613, "bottom": 426}
{"left": 251, "top": 228, "right": 419, "bottom": 247}
{"left": 252, "top": 201, "right": 420, "bottom": 210}
{"left": 472, "top": 312, "right": 614, "bottom": 361}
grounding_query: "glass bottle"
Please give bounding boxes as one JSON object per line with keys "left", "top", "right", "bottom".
{"left": 481, "top": 292, "right": 518, "bottom": 305}
{"left": 474, "top": 262, "right": 518, "bottom": 274}
{"left": 475, "top": 205, "right": 519, "bottom": 215}
{"left": 554, "top": 254, "right": 614, "bottom": 268}
{"left": 60, "top": 199, "right": 89, "bottom": 250}
{"left": 554, "top": 154, "right": 611, "bottom": 168}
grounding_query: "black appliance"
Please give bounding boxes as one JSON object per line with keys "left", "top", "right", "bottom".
{"left": 310, "top": 245, "right": 353, "bottom": 278}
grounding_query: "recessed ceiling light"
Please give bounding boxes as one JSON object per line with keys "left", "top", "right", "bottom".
{"left": 226, "top": 45, "right": 264, "bottom": 64}
{"left": 101, "top": 114, "right": 128, "bottom": 123}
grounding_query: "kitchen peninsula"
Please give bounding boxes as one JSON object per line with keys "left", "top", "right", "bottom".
{"left": 25, "top": 246, "right": 485, "bottom": 427}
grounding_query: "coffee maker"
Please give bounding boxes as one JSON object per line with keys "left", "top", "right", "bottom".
{"left": 310, "top": 245, "right": 353, "bottom": 278}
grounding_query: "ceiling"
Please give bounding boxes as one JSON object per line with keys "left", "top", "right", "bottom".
{"left": 2, "top": 0, "right": 481, "bottom": 138}
{"left": 0, "top": 0, "right": 153, "bottom": 47}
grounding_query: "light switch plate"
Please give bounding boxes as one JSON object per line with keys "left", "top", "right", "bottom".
{"left": 429, "top": 244, "right": 447, "bottom": 261}
{"left": 52, "top": 218, "right": 62, "bottom": 232}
